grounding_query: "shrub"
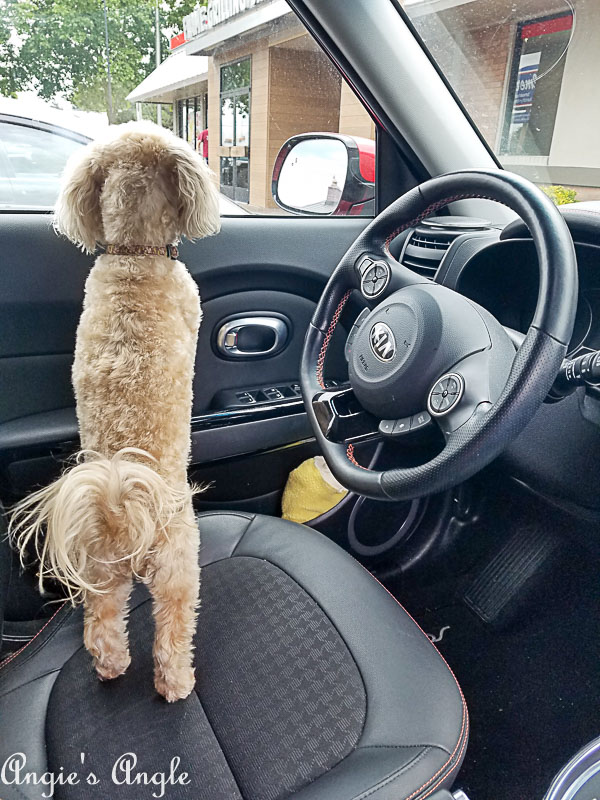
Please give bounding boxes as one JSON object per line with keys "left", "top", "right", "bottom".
{"left": 540, "top": 185, "right": 578, "bottom": 205}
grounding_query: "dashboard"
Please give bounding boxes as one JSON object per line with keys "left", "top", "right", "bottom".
{"left": 426, "top": 205, "right": 600, "bottom": 519}
{"left": 454, "top": 238, "right": 600, "bottom": 359}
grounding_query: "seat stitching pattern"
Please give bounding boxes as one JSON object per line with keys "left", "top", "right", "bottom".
{"left": 230, "top": 513, "right": 258, "bottom": 558}
{"left": 360, "top": 570, "right": 469, "bottom": 800}
{"left": 358, "top": 743, "right": 450, "bottom": 755}
{"left": 230, "top": 549, "right": 467, "bottom": 799}
{"left": 411, "top": 733, "right": 468, "bottom": 800}
{"left": 192, "top": 686, "right": 245, "bottom": 799}
{"left": 350, "top": 746, "right": 432, "bottom": 800}
{"left": 0, "top": 602, "right": 68, "bottom": 672}
{"left": 0, "top": 667, "right": 63, "bottom": 702}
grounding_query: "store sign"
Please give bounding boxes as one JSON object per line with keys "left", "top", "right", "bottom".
{"left": 511, "top": 51, "right": 541, "bottom": 125}
{"left": 184, "top": 0, "right": 270, "bottom": 41}
{"left": 170, "top": 31, "right": 186, "bottom": 49}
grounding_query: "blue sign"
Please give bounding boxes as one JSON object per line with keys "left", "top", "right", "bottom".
{"left": 511, "top": 51, "right": 541, "bottom": 125}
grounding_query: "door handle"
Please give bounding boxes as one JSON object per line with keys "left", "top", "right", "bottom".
{"left": 216, "top": 316, "right": 289, "bottom": 358}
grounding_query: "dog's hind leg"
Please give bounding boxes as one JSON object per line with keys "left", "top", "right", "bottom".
{"left": 149, "top": 501, "right": 200, "bottom": 702}
{"left": 83, "top": 569, "right": 133, "bottom": 681}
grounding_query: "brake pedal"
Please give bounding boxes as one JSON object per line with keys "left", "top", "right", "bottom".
{"left": 464, "top": 525, "right": 562, "bottom": 626}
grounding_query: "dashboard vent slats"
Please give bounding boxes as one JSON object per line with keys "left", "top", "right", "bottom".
{"left": 400, "top": 216, "right": 492, "bottom": 279}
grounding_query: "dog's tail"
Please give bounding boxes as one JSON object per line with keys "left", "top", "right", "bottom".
{"left": 8, "top": 448, "right": 196, "bottom": 604}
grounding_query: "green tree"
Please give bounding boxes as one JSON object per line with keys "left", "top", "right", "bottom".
{"left": 0, "top": 2, "right": 22, "bottom": 96}
{"left": 0, "top": 0, "right": 206, "bottom": 121}
{"left": 163, "top": 0, "right": 202, "bottom": 31}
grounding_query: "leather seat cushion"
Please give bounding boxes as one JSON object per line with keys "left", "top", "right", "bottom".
{"left": 0, "top": 512, "right": 468, "bottom": 800}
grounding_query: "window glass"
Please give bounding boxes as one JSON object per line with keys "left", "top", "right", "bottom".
{"left": 235, "top": 93, "right": 250, "bottom": 147}
{"left": 221, "top": 59, "right": 251, "bottom": 93}
{"left": 402, "top": 0, "right": 599, "bottom": 204}
{"left": 501, "top": 15, "right": 572, "bottom": 157}
{"left": 201, "top": 15, "right": 377, "bottom": 216}
{"left": 220, "top": 97, "right": 234, "bottom": 147}
{"left": 0, "top": 0, "right": 377, "bottom": 215}
{"left": 0, "top": 123, "right": 85, "bottom": 210}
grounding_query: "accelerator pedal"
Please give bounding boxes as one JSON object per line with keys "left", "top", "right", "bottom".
{"left": 464, "top": 524, "right": 562, "bottom": 626}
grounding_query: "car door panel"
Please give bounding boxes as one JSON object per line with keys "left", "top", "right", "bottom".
{"left": 0, "top": 212, "right": 368, "bottom": 502}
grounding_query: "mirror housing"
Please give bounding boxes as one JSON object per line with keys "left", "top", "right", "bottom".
{"left": 272, "top": 133, "right": 375, "bottom": 216}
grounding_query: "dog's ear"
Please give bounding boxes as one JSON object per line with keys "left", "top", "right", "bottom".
{"left": 54, "top": 143, "right": 105, "bottom": 254}
{"left": 171, "top": 141, "right": 221, "bottom": 241}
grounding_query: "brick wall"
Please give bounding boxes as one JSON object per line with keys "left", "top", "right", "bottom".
{"left": 266, "top": 46, "right": 342, "bottom": 208}
{"left": 416, "top": 14, "right": 513, "bottom": 150}
{"left": 338, "top": 82, "right": 375, "bottom": 141}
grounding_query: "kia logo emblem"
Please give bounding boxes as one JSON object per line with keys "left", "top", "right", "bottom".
{"left": 369, "top": 322, "right": 396, "bottom": 362}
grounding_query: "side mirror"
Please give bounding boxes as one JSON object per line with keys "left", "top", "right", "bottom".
{"left": 272, "top": 133, "right": 375, "bottom": 216}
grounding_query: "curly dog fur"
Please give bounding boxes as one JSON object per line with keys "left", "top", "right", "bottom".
{"left": 9, "top": 121, "right": 220, "bottom": 701}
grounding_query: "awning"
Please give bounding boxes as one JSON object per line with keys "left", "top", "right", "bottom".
{"left": 182, "top": 0, "right": 289, "bottom": 56}
{"left": 127, "top": 53, "right": 208, "bottom": 104}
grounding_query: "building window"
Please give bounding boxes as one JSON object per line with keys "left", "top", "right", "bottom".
{"left": 177, "top": 96, "right": 207, "bottom": 153}
{"left": 501, "top": 12, "right": 573, "bottom": 157}
{"left": 220, "top": 57, "right": 251, "bottom": 203}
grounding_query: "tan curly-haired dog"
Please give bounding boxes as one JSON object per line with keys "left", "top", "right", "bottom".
{"left": 9, "top": 121, "right": 220, "bottom": 702}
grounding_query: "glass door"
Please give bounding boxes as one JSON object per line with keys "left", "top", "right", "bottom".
{"left": 220, "top": 58, "right": 251, "bottom": 203}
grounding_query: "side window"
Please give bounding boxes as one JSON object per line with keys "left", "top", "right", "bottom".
{"left": 169, "top": 1, "right": 377, "bottom": 216}
{"left": 0, "top": 122, "right": 85, "bottom": 210}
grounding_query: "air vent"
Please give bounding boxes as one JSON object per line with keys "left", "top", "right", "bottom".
{"left": 401, "top": 216, "right": 491, "bottom": 278}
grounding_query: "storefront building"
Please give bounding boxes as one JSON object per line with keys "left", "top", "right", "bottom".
{"left": 130, "top": 0, "right": 599, "bottom": 206}
{"left": 127, "top": 51, "right": 209, "bottom": 152}
{"left": 181, "top": 0, "right": 375, "bottom": 208}
{"left": 405, "top": 0, "right": 600, "bottom": 199}
{"left": 130, "top": 0, "right": 375, "bottom": 210}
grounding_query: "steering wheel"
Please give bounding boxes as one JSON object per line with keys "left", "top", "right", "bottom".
{"left": 300, "top": 169, "right": 578, "bottom": 501}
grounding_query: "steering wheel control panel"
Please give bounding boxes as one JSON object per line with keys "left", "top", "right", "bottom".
{"left": 378, "top": 411, "right": 432, "bottom": 438}
{"left": 551, "top": 349, "right": 600, "bottom": 398}
{"left": 427, "top": 373, "right": 465, "bottom": 417}
{"left": 358, "top": 256, "right": 391, "bottom": 299}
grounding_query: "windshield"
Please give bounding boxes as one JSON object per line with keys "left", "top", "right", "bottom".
{"left": 402, "top": 0, "right": 599, "bottom": 205}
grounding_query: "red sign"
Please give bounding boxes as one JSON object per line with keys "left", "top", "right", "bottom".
{"left": 521, "top": 14, "right": 572, "bottom": 40}
{"left": 170, "top": 31, "right": 186, "bottom": 50}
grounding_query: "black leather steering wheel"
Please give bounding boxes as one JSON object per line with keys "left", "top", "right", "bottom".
{"left": 300, "top": 169, "right": 578, "bottom": 500}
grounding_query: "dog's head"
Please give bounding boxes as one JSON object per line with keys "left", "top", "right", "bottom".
{"left": 54, "top": 121, "right": 221, "bottom": 253}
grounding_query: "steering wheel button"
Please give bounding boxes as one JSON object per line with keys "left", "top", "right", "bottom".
{"left": 360, "top": 261, "right": 390, "bottom": 299}
{"left": 393, "top": 418, "right": 411, "bottom": 435}
{"left": 427, "top": 372, "right": 465, "bottom": 417}
{"left": 358, "top": 257, "right": 374, "bottom": 275}
{"left": 378, "top": 419, "right": 395, "bottom": 436}
{"left": 410, "top": 411, "right": 431, "bottom": 431}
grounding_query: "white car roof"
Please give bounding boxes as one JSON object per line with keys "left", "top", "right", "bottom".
{"left": 0, "top": 97, "right": 104, "bottom": 140}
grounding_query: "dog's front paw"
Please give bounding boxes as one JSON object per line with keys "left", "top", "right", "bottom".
{"left": 154, "top": 665, "right": 196, "bottom": 702}
{"left": 94, "top": 649, "right": 131, "bottom": 681}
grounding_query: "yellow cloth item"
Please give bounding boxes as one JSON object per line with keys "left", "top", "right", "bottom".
{"left": 281, "top": 456, "right": 348, "bottom": 524}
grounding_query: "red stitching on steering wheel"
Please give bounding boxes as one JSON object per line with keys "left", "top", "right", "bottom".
{"left": 346, "top": 443, "right": 369, "bottom": 470}
{"left": 320, "top": 191, "right": 505, "bottom": 474}
{"left": 384, "top": 193, "right": 497, "bottom": 249}
{"left": 316, "top": 289, "right": 352, "bottom": 389}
